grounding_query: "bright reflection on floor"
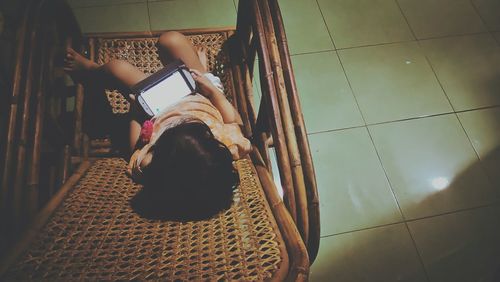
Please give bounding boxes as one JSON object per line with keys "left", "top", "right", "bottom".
{"left": 431, "top": 177, "right": 450, "bottom": 191}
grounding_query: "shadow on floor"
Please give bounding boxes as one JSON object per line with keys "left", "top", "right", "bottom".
{"left": 312, "top": 147, "right": 500, "bottom": 282}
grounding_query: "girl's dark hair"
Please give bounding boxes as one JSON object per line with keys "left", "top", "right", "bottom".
{"left": 142, "top": 121, "right": 239, "bottom": 220}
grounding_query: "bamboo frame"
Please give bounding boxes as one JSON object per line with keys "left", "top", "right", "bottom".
{"left": 250, "top": 0, "right": 298, "bottom": 223}
{"left": 268, "top": 0, "right": 320, "bottom": 262}
{"left": 1, "top": 0, "right": 34, "bottom": 213}
{"left": 251, "top": 147, "right": 309, "bottom": 281}
{"left": 1, "top": 0, "right": 83, "bottom": 251}
{"left": 258, "top": 0, "right": 309, "bottom": 243}
{"left": 12, "top": 0, "right": 48, "bottom": 228}
{"left": 25, "top": 19, "right": 50, "bottom": 220}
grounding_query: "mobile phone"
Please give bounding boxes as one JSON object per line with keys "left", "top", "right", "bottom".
{"left": 131, "top": 60, "right": 196, "bottom": 117}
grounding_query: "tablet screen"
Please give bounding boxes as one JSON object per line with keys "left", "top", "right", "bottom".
{"left": 141, "top": 71, "right": 192, "bottom": 115}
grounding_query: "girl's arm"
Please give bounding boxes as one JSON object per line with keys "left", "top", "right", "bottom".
{"left": 128, "top": 95, "right": 143, "bottom": 153}
{"left": 190, "top": 69, "right": 243, "bottom": 125}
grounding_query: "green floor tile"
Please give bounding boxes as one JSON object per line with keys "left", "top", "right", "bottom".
{"left": 369, "top": 114, "right": 498, "bottom": 220}
{"left": 291, "top": 51, "right": 364, "bottom": 133}
{"left": 420, "top": 34, "right": 500, "bottom": 111}
{"left": 339, "top": 42, "right": 452, "bottom": 124}
{"left": 73, "top": 3, "right": 150, "bottom": 33}
{"left": 309, "top": 128, "right": 402, "bottom": 236}
{"left": 458, "top": 108, "right": 500, "bottom": 188}
{"left": 397, "top": 0, "right": 486, "bottom": 39}
{"left": 149, "top": 0, "right": 236, "bottom": 30}
{"left": 310, "top": 224, "right": 427, "bottom": 282}
{"left": 278, "top": 0, "right": 334, "bottom": 55}
{"left": 408, "top": 205, "right": 500, "bottom": 282}
{"left": 472, "top": 0, "right": 500, "bottom": 31}
{"left": 317, "top": 0, "right": 414, "bottom": 49}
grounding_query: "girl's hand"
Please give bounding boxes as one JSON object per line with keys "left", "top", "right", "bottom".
{"left": 190, "top": 69, "right": 219, "bottom": 98}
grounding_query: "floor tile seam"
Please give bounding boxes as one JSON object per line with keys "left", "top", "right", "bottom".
{"left": 413, "top": 37, "right": 458, "bottom": 114}
{"left": 416, "top": 31, "right": 492, "bottom": 42}
{"left": 293, "top": 31, "right": 493, "bottom": 54}
{"left": 363, "top": 126, "right": 407, "bottom": 222}
{"left": 334, "top": 38, "right": 417, "bottom": 52}
{"left": 468, "top": 0, "right": 498, "bottom": 34}
{"left": 320, "top": 221, "right": 403, "bottom": 238}
{"left": 404, "top": 200, "right": 500, "bottom": 224}
{"left": 494, "top": 33, "right": 500, "bottom": 47}
{"left": 314, "top": 0, "right": 337, "bottom": 50}
{"left": 402, "top": 221, "right": 431, "bottom": 282}
{"left": 70, "top": 1, "right": 147, "bottom": 9}
{"left": 306, "top": 106, "right": 500, "bottom": 136}
{"left": 394, "top": 0, "right": 418, "bottom": 41}
{"left": 289, "top": 49, "right": 335, "bottom": 58}
{"left": 146, "top": 0, "right": 152, "bottom": 32}
{"left": 319, "top": 200, "right": 500, "bottom": 238}
{"left": 232, "top": 0, "right": 237, "bottom": 12}
{"left": 453, "top": 112, "right": 500, "bottom": 193}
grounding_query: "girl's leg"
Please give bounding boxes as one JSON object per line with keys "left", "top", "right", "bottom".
{"left": 64, "top": 48, "right": 147, "bottom": 152}
{"left": 157, "top": 31, "right": 208, "bottom": 73}
{"left": 64, "top": 48, "right": 147, "bottom": 88}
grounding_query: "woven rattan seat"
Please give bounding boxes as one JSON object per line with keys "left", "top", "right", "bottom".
{"left": 5, "top": 158, "right": 288, "bottom": 280}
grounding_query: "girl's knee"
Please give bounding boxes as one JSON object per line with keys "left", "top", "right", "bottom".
{"left": 158, "top": 31, "right": 185, "bottom": 48}
{"left": 105, "top": 59, "right": 132, "bottom": 73}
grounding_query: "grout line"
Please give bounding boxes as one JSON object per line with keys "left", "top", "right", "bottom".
{"left": 320, "top": 200, "right": 500, "bottom": 239}
{"left": 416, "top": 31, "right": 491, "bottom": 42}
{"left": 394, "top": 0, "right": 418, "bottom": 40}
{"left": 290, "top": 49, "right": 335, "bottom": 57}
{"left": 454, "top": 113, "right": 499, "bottom": 192}
{"left": 334, "top": 38, "right": 416, "bottom": 51}
{"left": 469, "top": 0, "right": 493, "bottom": 32}
{"left": 146, "top": 0, "right": 152, "bottom": 32}
{"left": 402, "top": 222, "right": 430, "bottom": 282}
{"left": 320, "top": 221, "right": 403, "bottom": 238}
{"left": 306, "top": 105, "right": 500, "bottom": 136}
{"left": 289, "top": 31, "right": 492, "bottom": 57}
{"left": 405, "top": 200, "right": 500, "bottom": 223}
{"left": 307, "top": 124, "right": 366, "bottom": 136}
{"left": 469, "top": 0, "right": 500, "bottom": 47}
{"left": 493, "top": 33, "right": 500, "bottom": 46}
{"left": 314, "top": 0, "right": 337, "bottom": 50}
{"left": 69, "top": 1, "right": 147, "bottom": 9}
{"left": 232, "top": 0, "right": 238, "bottom": 12}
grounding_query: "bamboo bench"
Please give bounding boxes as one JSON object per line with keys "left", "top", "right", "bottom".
{"left": 0, "top": 0, "right": 319, "bottom": 280}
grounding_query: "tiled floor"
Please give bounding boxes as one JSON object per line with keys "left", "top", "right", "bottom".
{"left": 68, "top": 0, "right": 500, "bottom": 281}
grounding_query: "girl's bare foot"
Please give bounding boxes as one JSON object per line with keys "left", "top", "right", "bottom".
{"left": 196, "top": 47, "right": 208, "bottom": 71}
{"left": 63, "top": 47, "right": 99, "bottom": 73}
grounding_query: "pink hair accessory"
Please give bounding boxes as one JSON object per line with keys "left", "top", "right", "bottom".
{"left": 140, "top": 120, "right": 154, "bottom": 143}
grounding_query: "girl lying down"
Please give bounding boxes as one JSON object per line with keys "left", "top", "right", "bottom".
{"left": 64, "top": 31, "right": 251, "bottom": 220}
